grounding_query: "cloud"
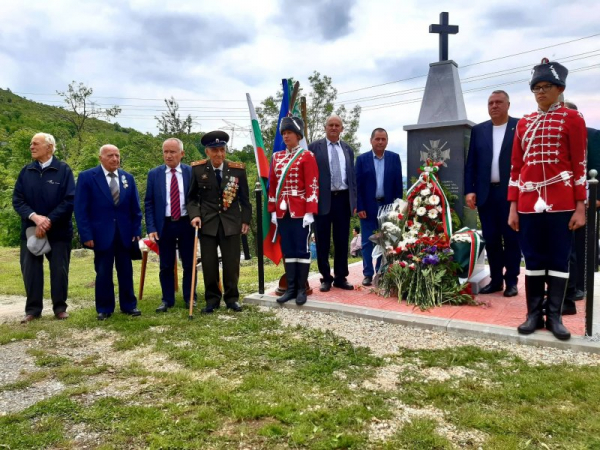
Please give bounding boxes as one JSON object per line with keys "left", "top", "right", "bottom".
{"left": 275, "top": 0, "right": 357, "bottom": 41}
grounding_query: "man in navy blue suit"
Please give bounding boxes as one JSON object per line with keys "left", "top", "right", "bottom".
{"left": 75, "top": 144, "right": 143, "bottom": 320}
{"left": 356, "top": 128, "right": 403, "bottom": 286}
{"left": 464, "top": 90, "right": 521, "bottom": 297}
{"left": 144, "top": 138, "right": 196, "bottom": 313}
{"left": 308, "top": 115, "right": 357, "bottom": 292}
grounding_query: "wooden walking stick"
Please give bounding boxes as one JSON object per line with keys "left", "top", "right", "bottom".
{"left": 189, "top": 226, "right": 199, "bottom": 320}
{"left": 138, "top": 249, "right": 148, "bottom": 301}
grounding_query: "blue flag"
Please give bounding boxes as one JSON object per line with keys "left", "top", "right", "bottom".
{"left": 272, "top": 78, "right": 290, "bottom": 155}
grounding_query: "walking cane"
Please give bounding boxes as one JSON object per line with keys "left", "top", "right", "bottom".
{"left": 189, "top": 226, "right": 199, "bottom": 320}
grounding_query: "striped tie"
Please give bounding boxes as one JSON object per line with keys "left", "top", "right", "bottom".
{"left": 170, "top": 168, "right": 181, "bottom": 220}
{"left": 108, "top": 172, "right": 119, "bottom": 205}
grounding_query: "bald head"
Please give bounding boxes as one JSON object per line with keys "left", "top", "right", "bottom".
{"left": 99, "top": 144, "right": 120, "bottom": 172}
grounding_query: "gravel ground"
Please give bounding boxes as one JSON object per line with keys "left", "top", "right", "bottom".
{"left": 261, "top": 306, "right": 600, "bottom": 365}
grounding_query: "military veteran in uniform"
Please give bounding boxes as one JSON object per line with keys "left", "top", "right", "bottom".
{"left": 187, "top": 131, "right": 251, "bottom": 313}
{"left": 508, "top": 59, "right": 587, "bottom": 340}
{"left": 268, "top": 116, "right": 319, "bottom": 306}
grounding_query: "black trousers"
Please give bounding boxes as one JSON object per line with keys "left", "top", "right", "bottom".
{"left": 279, "top": 215, "right": 311, "bottom": 260}
{"left": 200, "top": 223, "right": 240, "bottom": 308}
{"left": 158, "top": 218, "right": 197, "bottom": 306}
{"left": 315, "top": 189, "right": 351, "bottom": 283}
{"left": 518, "top": 212, "right": 572, "bottom": 275}
{"left": 478, "top": 186, "right": 521, "bottom": 287}
{"left": 20, "top": 240, "right": 71, "bottom": 316}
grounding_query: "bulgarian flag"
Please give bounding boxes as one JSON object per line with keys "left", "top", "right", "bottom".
{"left": 246, "top": 93, "right": 282, "bottom": 265}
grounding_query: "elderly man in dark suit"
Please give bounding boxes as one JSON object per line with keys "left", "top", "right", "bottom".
{"left": 145, "top": 138, "right": 196, "bottom": 312}
{"left": 355, "top": 128, "right": 403, "bottom": 286}
{"left": 308, "top": 115, "right": 357, "bottom": 292}
{"left": 74, "top": 144, "right": 143, "bottom": 320}
{"left": 13, "top": 133, "right": 76, "bottom": 323}
{"left": 464, "top": 90, "right": 521, "bottom": 297}
{"left": 188, "top": 131, "right": 251, "bottom": 313}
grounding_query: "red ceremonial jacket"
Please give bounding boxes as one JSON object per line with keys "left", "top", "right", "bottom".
{"left": 508, "top": 103, "right": 587, "bottom": 213}
{"left": 268, "top": 147, "right": 319, "bottom": 218}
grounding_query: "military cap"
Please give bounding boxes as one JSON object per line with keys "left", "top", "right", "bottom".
{"left": 280, "top": 116, "right": 304, "bottom": 138}
{"left": 201, "top": 130, "right": 230, "bottom": 148}
{"left": 530, "top": 58, "right": 568, "bottom": 89}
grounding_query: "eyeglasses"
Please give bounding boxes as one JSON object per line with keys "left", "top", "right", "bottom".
{"left": 531, "top": 84, "right": 555, "bottom": 94}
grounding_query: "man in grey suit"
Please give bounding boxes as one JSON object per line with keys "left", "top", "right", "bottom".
{"left": 308, "top": 115, "right": 357, "bottom": 292}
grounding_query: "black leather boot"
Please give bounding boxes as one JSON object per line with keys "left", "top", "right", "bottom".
{"left": 517, "top": 275, "right": 546, "bottom": 334}
{"left": 545, "top": 275, "right": 571, "bottom": 340}
{"left": 295, "top": 263, "right": 310, "bottom": 306}
{"left": 277, "top": 262, "right": 297, "bottom": 303}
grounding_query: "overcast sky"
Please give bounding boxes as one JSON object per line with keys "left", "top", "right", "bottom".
{"left": 1, "top": 0, "right": 599, "bottom": 165}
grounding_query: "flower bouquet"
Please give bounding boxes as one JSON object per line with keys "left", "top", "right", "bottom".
{"left": 377, "top": 159, "right": 476, "bottom": 309}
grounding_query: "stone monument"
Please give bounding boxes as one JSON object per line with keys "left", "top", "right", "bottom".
{"left": 404, "top": 12, "right": 488, "bottom": 291}
{"left": 404, "top": 12, "right": 475, "bottom": 221}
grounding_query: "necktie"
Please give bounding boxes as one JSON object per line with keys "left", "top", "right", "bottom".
{"left": 330, "top": 142, "right": 342, "bottom": 191}
{"left": 215, "top": 168, "right": 222, "bottom": 187}
{"left": 170, "top": 168, "right": 181, "bottom": 220}
{"left": 108, "top": 172, "right": 119, "bottom": 205}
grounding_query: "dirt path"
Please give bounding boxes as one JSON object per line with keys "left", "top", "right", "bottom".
{"left": 0, "top": 295, "right": 26, "bottom": 323}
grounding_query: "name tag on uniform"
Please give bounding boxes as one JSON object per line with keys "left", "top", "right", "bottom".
{"left": 292, "top": 189, "right": 298, "bottom": 196}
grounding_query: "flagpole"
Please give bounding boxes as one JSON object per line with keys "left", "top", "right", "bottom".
{"left": 255, "top": 181, "right": 265, "bottom": 294}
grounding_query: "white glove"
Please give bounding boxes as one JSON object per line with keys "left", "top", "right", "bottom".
{"left": 271, "top": 212, "right": 278, "bottom": 225}
{"left": 302, "top": 213, "right": 314, "bottom": 228}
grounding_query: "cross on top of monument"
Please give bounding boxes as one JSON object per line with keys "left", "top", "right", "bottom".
{"left": 429, "top": 12, "right": 459, "bottom": 62}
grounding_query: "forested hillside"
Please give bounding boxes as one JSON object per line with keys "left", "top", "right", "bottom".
{"left": 0, "top": 88, "right": 258, "bottom": 247}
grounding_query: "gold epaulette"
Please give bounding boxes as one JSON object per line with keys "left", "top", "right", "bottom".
{"left": 191, "top": 159, "right": 208, "bottom": 167}
{"left": 227, "top": 160, "right": 246, "bottom": 169}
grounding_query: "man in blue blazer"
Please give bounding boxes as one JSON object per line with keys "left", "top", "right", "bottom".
{"left": 356, "top": 128, "right": 403, "bottom": 286}
{"left": 144, "top": 138, "right": 196, "bottom": 312}
{"left": 308, "top": 115, "right": 357, "bottom": 292}
{"left": 75, "top": 144, "right": 143, "bottom": 320}
{"left": 464, "top": 90, "right": 521, "bottom": 297}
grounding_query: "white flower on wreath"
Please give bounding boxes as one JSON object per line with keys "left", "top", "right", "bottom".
{"left": 420, "top": 188, "right": 431, "bottom": 197}
{"left": 413, "top": 196, "right": 422, "bottom": 207}
{"left": 436, "top": 205, "right": 442, "bottom": 212}
{"left": 428, "top": 195, "right": 440, "bottom": 206}
{"left": 416, "top": 206, "right": 427, "bottom": 216}
{"left": 428, "top": 209, "right": 438, "bottom": 219}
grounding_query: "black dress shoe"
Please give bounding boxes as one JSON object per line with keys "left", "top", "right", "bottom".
{"left": 562, "top": 305, "right": 577, "bottom": 315}
{"left": 185, "top": 300, "right": 198, "bottom": 308}
{"left": 156, "top": 303, "right": 169, "bottom": 313}
{"left": 97, "top": 313, "right": 112, "bottom": 321}
{"left": 201, "top": 307, "right": 215, "bottom": 314}
{"left": 362, "top": 276, "right": 373, "bottom": 286}
{"left": 333, "top": 280, "right": 354, "bottom": 290}
{"left": 123, "top": 308, "right": 142, "bottom": 317}
{"left": 320, "top": 280, "right": 332, "bottom": 292}
{"left": 226, "top": 302, "right": 243, "bottom": 312}
{"left": 479, "top": 283, "right": 503, "bottom": 294}
{"left": 503, "top": 285, "right": 518, "bottom": 297}
{"left": 575, "top": 290, "right": 585, "bottom": 301}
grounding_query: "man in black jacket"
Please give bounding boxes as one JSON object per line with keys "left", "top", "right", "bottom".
{"left": 13, "top": 133, "right": 76, "bottom": 323}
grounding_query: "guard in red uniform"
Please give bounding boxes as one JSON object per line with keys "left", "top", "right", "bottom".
{"left": 508, "top": 59, "right": 587, "bottom": 340}
{"left": 268, "top": 116, "right": 319, "bottom": 305}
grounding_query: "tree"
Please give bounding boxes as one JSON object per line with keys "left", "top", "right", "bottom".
{"left": 256, "top": 72, "right": 362, "bottom": 154}
{"left": 55, "top": 81, "right": 121, "bottom": 154}
{"left": 155, "top": 97, "right": 194, "bottom": 137}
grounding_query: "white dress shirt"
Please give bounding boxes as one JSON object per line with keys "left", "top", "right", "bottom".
{"left": 491, "top": 123, "right": 507, "bottom": 183}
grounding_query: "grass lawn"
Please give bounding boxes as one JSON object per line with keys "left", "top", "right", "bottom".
{"left": 1, "top": 247, "right": 600, "bottom": 449}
